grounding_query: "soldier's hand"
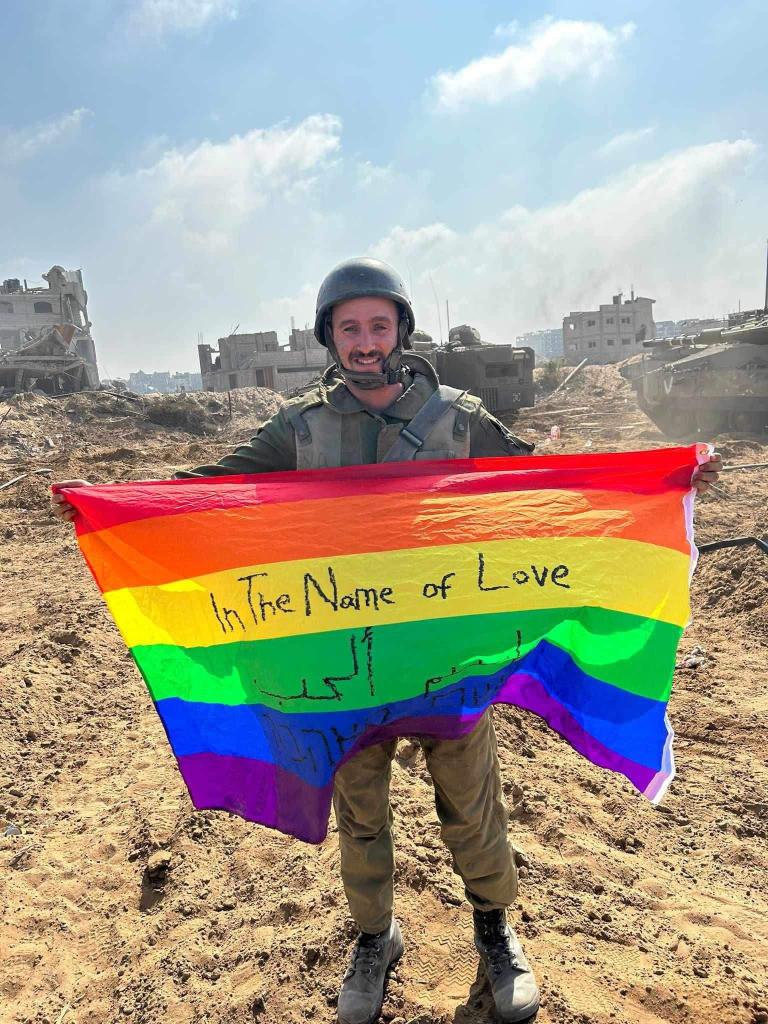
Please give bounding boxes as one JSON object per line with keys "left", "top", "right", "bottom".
{"left": 51, "top": 479, "right": 92, "bottom": 522}
{"left": 692, "top": 453, "right": 722, "bottom": 495}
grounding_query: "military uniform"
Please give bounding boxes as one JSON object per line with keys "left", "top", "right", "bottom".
{"left": 179, "top": 354, "right": 530, "bottom": 936}
{"left": 176, "top": 356, "right": 530, "bottom": 477}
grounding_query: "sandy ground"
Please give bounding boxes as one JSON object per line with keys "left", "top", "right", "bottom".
{"left": 1, "top": 373, "right": 766, "bottom": 1024}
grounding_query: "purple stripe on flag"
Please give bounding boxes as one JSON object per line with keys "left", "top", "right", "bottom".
{"left": 491, "top": 672, "right": 664, "bottom": 796}
{"left": 334, "top": 673, "right": 662, "bottom": 796}
{"left": 178, "top": 752, "right": 334, "bottom": 844}
{"left": 176, "top": 667, "right": 668, "bottom": 843}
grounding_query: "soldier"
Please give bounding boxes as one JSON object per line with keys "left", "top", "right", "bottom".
{"left": 180, "top": 257, "right": 541, "bottom": 1024}
{"left": 52, "top": 257, "right": 722, "bottom": 1024}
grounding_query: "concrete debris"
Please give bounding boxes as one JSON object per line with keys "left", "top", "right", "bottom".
{"left": 0, "top": 469, "right": 53, "bottom": 493}
{"left": 146, "top": 850, "right": 172, "bottom": 880}
{"left": 0, "top": 323, "right": 99, "bottom": 398}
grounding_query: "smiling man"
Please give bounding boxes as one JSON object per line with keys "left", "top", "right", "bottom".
{"left": 52, "top": 257, "right": 722, "bottom": 1024}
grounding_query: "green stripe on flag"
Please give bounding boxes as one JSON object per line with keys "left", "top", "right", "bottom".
{"left": 132, "top": 607, "right": 681, "bottom": 714}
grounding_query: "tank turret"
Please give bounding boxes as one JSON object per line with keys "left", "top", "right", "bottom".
{"left": 620, "top": 312, "right": 768, "bottom": 434}
{"left": 448, "top": 324, "right": 482, "bottom": 348}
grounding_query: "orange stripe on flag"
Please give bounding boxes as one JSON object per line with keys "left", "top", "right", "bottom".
{"left": 80, "top": 486, "right": 692, "bottom": 593}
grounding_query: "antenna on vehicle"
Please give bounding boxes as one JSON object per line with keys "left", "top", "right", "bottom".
{"left": 429, "top": 274, "right": 443, "bottom": 344}
{"left": 764, "top": 238, "right": 768, "bottom": 313}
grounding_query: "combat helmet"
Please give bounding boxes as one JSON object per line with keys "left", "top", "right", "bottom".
{"left": 314, "top": 257, "right": 415, "bottom": 389}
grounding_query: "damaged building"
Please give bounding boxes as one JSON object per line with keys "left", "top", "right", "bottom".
{"left": 198, "top": 326, "right": 327, "bottom": 394}
{"left": 0, "top": 266, "right": 99, "bottom": 395}
{"left": 562, "top": 291, "right": 655, "bottom": 365}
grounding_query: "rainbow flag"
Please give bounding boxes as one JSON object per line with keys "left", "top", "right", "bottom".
{"left": 58, "top": 446, "right": 706, "bottom": 843}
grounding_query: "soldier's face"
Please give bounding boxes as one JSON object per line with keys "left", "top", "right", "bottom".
{"left": 331, "top": 296, "right": 399, "bottom": 373}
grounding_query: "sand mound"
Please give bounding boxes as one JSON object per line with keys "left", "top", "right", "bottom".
{"left": 1, "top": 370, "right": 766, "bottom": 1024}
{"left": 142, "top": 388, "right": 283, "bottom": 436}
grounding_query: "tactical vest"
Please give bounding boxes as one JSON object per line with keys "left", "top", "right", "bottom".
{"left": 284, "top": 384, "right": 480, "bottom": 469}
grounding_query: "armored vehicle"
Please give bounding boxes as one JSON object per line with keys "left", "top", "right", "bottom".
{"left": 620, "top": 310, "right": 768, "bottom": 435}
{"left": 412, "top": 325, "right": 535, "bottom": 415}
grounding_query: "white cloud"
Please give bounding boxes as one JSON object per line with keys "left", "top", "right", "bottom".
{"left": 85, "top": 114, "right": 345, "bottom": 373}
{"left": 376, "top": 223, "right": 458, "bottom": 262}
{"left": 128, "top": 0, "right": 239, "bottom": 37}
{"left": 110, "top": 114, "right": 342, "bottom": 249}
{"left": 493, "top": 21, "right": 519, "bottom": 40}
{"left": 599, "top": 125, "right": 656, "bottom": 157}
{"left": 0, "top": 108, "right": 91, "bottom": 165}
{"left": 374, "top": 140, "right": 759, "bottom": 339}
{"left": 357, "top": 160, "right": 394, "bottom": 188}
{"left": 431, "top": 18, "right": 635, "bottom": 110}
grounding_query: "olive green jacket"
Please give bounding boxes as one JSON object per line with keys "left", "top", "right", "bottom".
{"left": 177, "top": 362, "right": 532, "bottom": 478}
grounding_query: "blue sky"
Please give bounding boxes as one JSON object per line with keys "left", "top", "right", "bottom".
{"left": 2, "top": 0, "right": 766, "bottom": 376}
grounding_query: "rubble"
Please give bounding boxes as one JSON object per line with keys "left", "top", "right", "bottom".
{"left": 0, "top": 324, "right": 95, "bottom": 397}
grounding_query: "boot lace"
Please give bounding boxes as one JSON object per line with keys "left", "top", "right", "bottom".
{"left": 350, "top": 931, "right": 384, "bottom": 977}
{"left": 476, "top": 911, "right": 520, "bottom": 976}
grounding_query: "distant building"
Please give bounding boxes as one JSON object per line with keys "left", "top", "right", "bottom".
{"left": 198, "top": 328, "right": 328, "bottom": 394}
{"left": 129, "top": 370, "right": 171, "bottom": 393}
{"left": 287, "top": 327, "right": 318, "bottom": 352}
{"left": 654, "top": 320, "right": 678, "bottom": 340}
{"left": 562, "top": 292, "right": 655, "bottom": 365}
{"left": 128, "top": 370, "right": 202, "bottom": 394}
{"left": 515, "top": 328, "right": 563, "bottom": 360}
{"left": 172, "top": 371, "right": 203, "bottom": 392}
{"left": 0, "top": 265, "right": 99, "bottom": 388}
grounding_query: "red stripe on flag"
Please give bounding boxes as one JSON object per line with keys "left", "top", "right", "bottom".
{"left": 59, "top": 447, "right": 704, "bottom": 537}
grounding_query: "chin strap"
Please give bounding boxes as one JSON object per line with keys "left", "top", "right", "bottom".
{"left": 325, "top": 315, "right": 410, "bottom": 390}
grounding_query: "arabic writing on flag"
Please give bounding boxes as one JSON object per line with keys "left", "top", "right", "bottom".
{"left": 58, "top": 446, "right": 706, "bottom": 843}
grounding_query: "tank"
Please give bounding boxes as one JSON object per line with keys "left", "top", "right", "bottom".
{"left": 412, "top": 325, "right": 535, "bottom": 414}
{"left": 620, "top": 310, "right": 768, "bottom": 435}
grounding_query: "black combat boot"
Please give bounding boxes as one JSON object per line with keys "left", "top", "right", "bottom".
{"left": 473, "top": 909, "right": 540, "bottom": 1022}
{"left": 337, "top": 919, "right": 404, "bottom": 1024}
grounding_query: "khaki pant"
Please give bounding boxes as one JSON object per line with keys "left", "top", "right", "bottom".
{"left": 332, "top": 710, "right": 518, "bottom": 934}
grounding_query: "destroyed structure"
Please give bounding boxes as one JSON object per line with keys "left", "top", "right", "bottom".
{"left": 563, "top": 292, "right": 655, "bottom": 365}
{"left": 198, "top": 327, "right": 327, "bottom": 394}
{"left": 0, "top": 266, "right": 99, "bottom": 395}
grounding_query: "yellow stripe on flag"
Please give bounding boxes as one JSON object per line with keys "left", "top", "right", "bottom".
{"left": 105, "top": 536, "right": 691, "bottom": 649}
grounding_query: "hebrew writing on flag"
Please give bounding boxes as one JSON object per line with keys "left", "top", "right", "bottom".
{"left": 57, "top": 445, "right": 708, "bottom": 843}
